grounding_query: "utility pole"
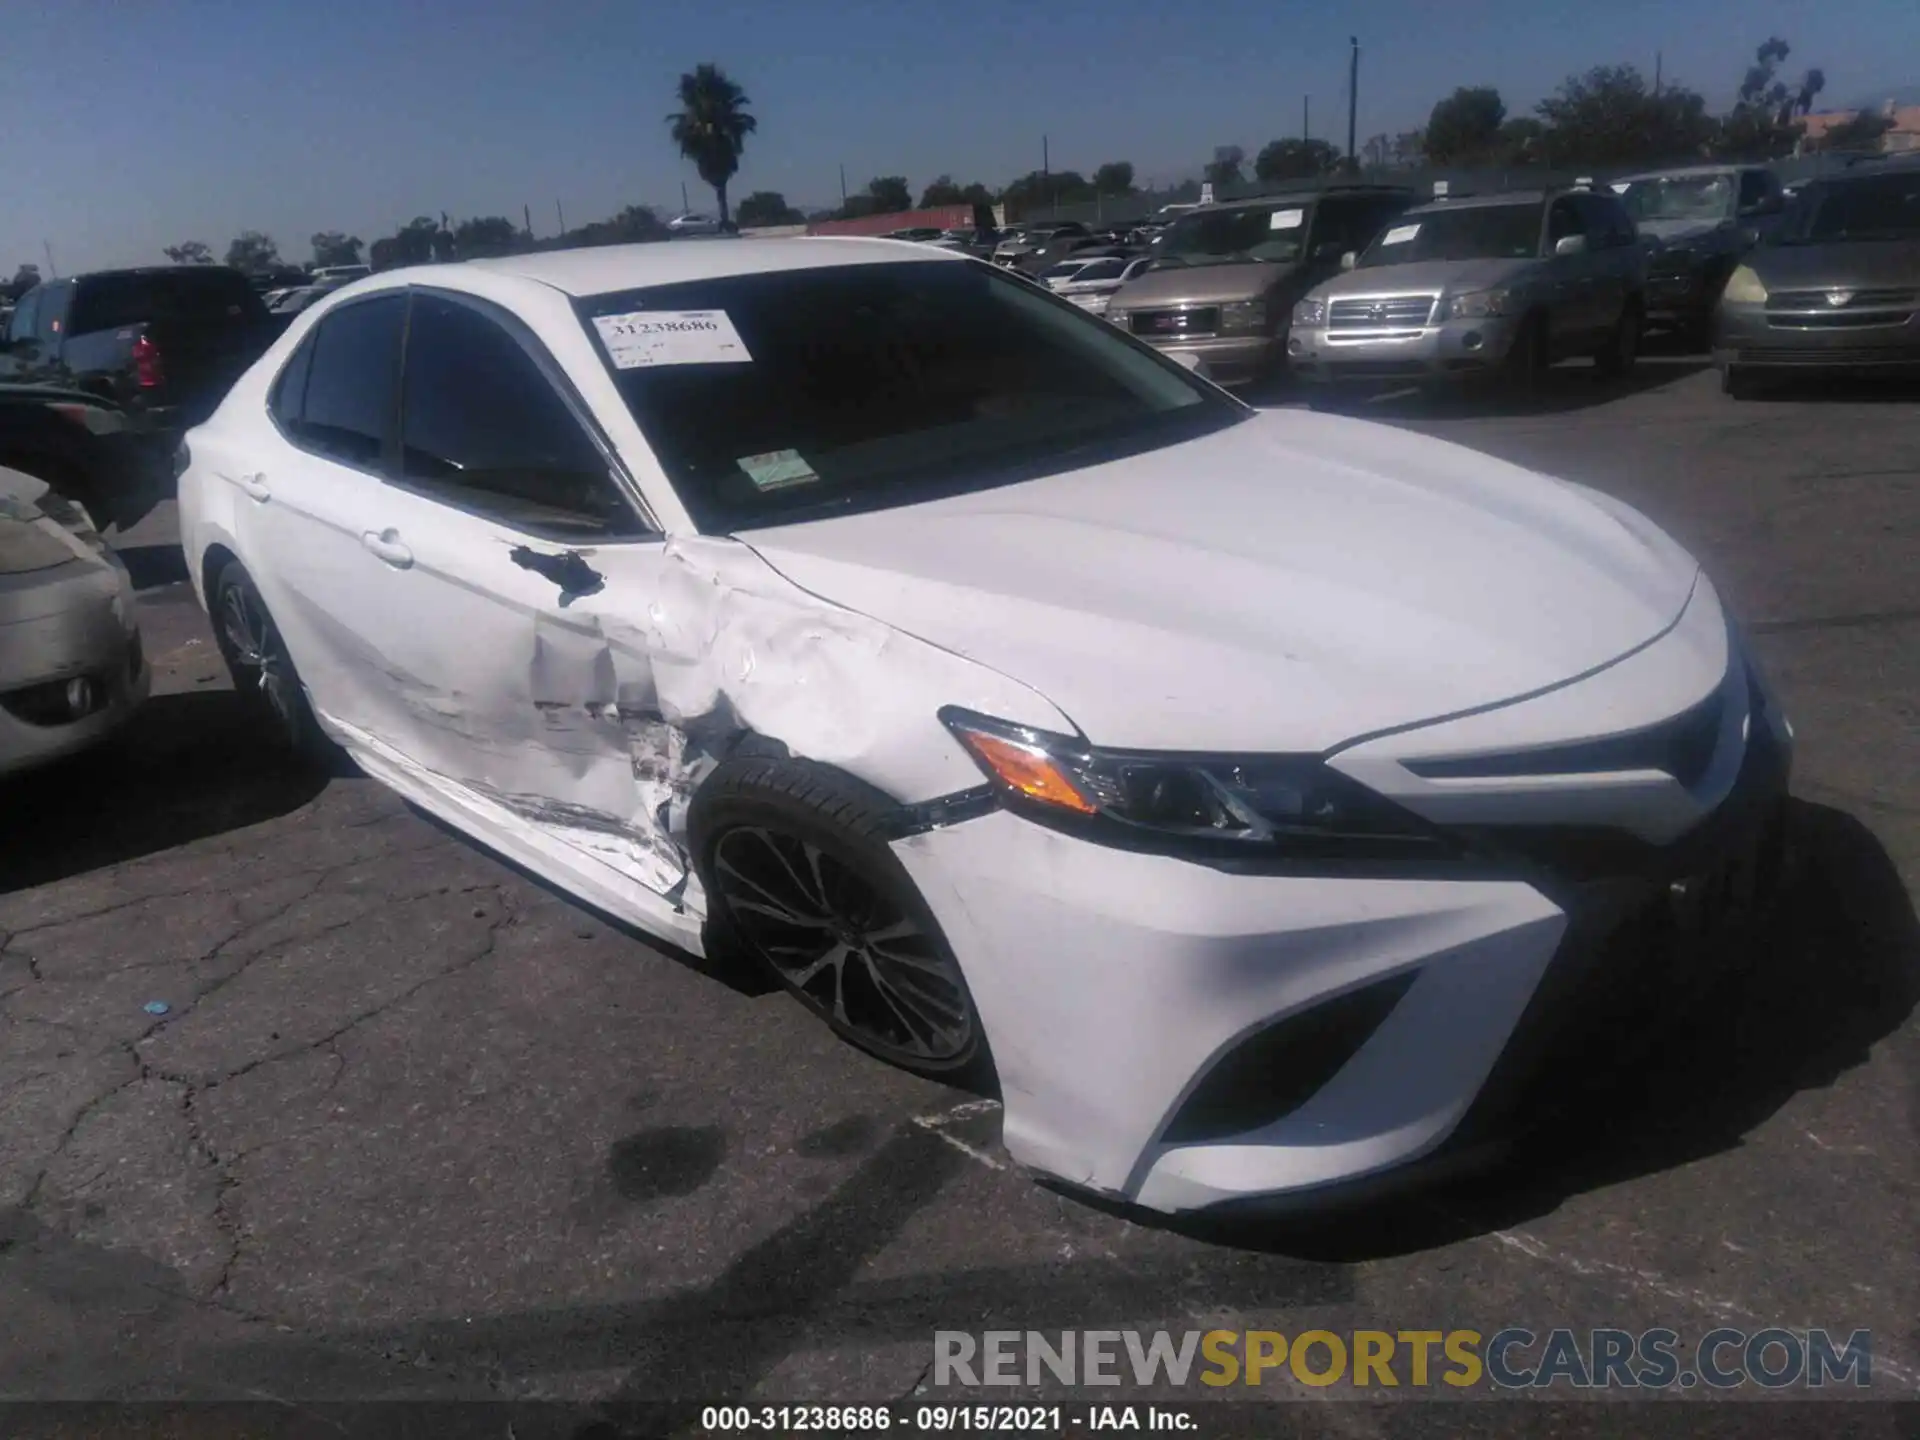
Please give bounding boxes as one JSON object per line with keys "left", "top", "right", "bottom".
{"left": 1303, "top": 94, "right": 1311, "bottom": 142}
{"left": 1043, "top": 134, "right": 1051, "bottom": 212}
{"left": 555, "top": 199, "right": 566, "bottom": 235}
{"left": 524, "top": 203, "right": 534, "bottom": 239}
{"left": 839, "top": 164, "right": 847, "bottom": 206}
{"left": 681, "top": 180, "right": 690, "bottom": 213}
{"left": 1347, "top": 38, "right": 1360, "bottom": 172}
{"left": 1654, "top": 51, "right": 1663, "bottom": 97}
{"left": 42, "top": 240, "right": 56, "bottom": 278}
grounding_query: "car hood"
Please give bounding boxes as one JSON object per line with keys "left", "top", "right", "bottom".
{"left": 739, "top": 411, "right": 1700, "bottom": 753}
{"left": 1748, "top": 238, "right": 1920, "bottom": 289}
{"left": 1110, "top": 261, "right": 1295, "bottom": 307}
{"left": 1315, "top": 256, "right": 1534, "bottom": 297}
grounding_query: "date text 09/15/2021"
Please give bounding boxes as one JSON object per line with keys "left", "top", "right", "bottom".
{"left": 699, "top": 1404, "right": 1193, "bottom": 1432}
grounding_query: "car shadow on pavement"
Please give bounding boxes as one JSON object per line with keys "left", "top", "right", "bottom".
{"left": 0, "top": 692, "right": 330, "bottom": 894}
{"left": 1372, "top": 357, "right": 1713, "bottom": 420}
{"left": 114, "top": 542, "right": 191, "bottom": 592}
{"left": 1160, "top": 798, "right": 1920, "bottom": 1261}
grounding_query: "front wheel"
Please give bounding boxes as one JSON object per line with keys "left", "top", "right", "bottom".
{"left": 1595, "top": 303, "right": 1641, "bottom": 378}
{"left": 691, "top": 758, "right": 995, "bottom": 1088}
{"left": 1502, "top": 313, "right": 1548, "bottom": 399}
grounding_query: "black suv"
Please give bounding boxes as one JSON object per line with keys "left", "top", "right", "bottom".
{"left": 2, "top": 266, "right": 278, "bottom": 431}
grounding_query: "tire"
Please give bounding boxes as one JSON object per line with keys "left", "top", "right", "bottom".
{"left": 689, "top": 757, "right": 995, "bottom": 1088}
{"left": 1595, "top": 301, "right": 1641, "bottom": 378}
{"left": 1502, "top": 312, "right": 1548, "bottom": 399}
{"left": 209, "top": 559, "right": 335, "bottom": 765}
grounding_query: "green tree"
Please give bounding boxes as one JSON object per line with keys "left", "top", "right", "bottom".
{"left": 737, "top": 190, "right": 802, "bottom": 226}
{"left": 1714, "top": 37, "right": 1824, "bottom": 160}
{"left": 452, "top": 217, "right": 519, "bottom": 257}
{"left": 1536, "top": 65, "right": 1713, "bottom": 168}
{"left": 1390, "top": 129, "right": 1427, "bottom": 166}
{"left": 224, "top": 231, "right": 281, "bottom": 271}
{"left": 310, "top": 232, "right": 364, "bottom": 267}
{"left": 1253, "top": 138, "right": 1339, "bottom": 182}
{"left": 1424, "top": 86, "right": 1506, "bottom": 164}
{"left": 667, "top": 63, "right": 757, "bottom": 227}
{"left": 163, "top": 241, "right": 213, "bottom": 264}
{"left": 919, "top": 175, "right": 964, "bottom": 207}
{"left": 1818, "top": 109, "right": 1895, "bottom": 151}
{"left": 1203, "top": 146, "right": 1245, "bottom": 187}
{"left": 866, "top": 176, "right": 913, "bottom": 213}
{"left": 1000, "top": 169, "right": 1090, "bottom": 218}
{"left": 1495, "top": 116, "right": 1546, "bottom": 165}
{"left": 1092, "top": 161, "right": 1135, "bottom": 194}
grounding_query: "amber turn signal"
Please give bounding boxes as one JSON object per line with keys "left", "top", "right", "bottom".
{"left": 951, "top": 727, "right": 1098, "bottom": 814}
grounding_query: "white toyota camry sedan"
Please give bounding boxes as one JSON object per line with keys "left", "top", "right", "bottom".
{"left": 176, "top": 238, "right": 1793, "bottom": 1213}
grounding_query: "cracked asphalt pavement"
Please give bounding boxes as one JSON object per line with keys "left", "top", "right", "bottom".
{"left": 0, "top": 357, "right": 1916, "bottom": 1436}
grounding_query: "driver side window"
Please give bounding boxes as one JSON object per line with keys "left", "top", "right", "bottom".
{"left": 397, "top": 292, "right": 648, "bottom": 539}
{"left": 1547, "top": 199, "right": 1585, "bottom": 246}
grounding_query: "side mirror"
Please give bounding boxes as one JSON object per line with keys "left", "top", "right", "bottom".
{"left": 1553, "top": 234, "right": 1589, "bottom": 257}
{"left": 1311, "top": 241, "right": 1346, "bottom": 263}
{"left": 1170, "top": 352, "right": 1211, "bottom": 379}
{"left": 1340, "top": 251, "right": 1358, "bottom": 271}
{"left": 1740, "top": 194, "right": 1784, "bottom": 218}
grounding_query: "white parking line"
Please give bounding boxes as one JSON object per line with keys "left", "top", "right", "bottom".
{"left": 1489, "top": 1228, "right": 1920, "bottom": 1391}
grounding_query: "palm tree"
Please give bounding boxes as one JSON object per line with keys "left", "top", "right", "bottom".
{"left": 667, "top": 64, "right": 757, "bottom": 227}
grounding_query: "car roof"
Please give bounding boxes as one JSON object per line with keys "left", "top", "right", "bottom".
{"left": 1614, "top": 164, "right": 1745, "bottom": 182}
{"left": 461, "top": 237, "right": 966, "bottom": 297}
{"left": 1404, "top": 191, "right": 1552, "bottom": 215}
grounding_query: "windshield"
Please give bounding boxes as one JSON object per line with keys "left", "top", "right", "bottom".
{"left": 577, "top": 260, "right": 1240, "bottom": 531}
{"left": 1780, "top": 172, "right": 1920, "bottom": 244}
{"left": 1041, "top": 260, "right": 1095, "bottom": 280}
{"left": 1617, "top": 174, "right": 1736, "bottom": 223}
{"left": 1358, "top": 204, "right": 1539, "bottom": 266}
{"left": 1156, "top": 203, "right": 1310, "bottom": 266}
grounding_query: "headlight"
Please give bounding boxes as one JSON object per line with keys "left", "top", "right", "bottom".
{"left": 1441, "top": 289, "right": 1514, "bottom": 320}
{"left": 1218, "top": 298, "right": 1268, "bottom": 333}
{"left": 1291, "top": 297, "right": 1327, "bottom": 327}
{"left": 1723, "top": 265, "right": 1767, "bottom": 304}
{"left": 941, "top": 708, "right": 1454, "bottom": 862}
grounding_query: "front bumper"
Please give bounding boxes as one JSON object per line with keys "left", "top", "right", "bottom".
{"left": 1289, "top": 316, "right": 1523, "bottom": 385}
{"left": 0, "top": 553, "right": 148, "bottom": 777}
{"left": 1716, "top": 302, "right": 1920, "bottom": 371}
{"left": 1645, "top": 270, "right": 1711, "bottom": 322}
{"left": 1120, "top": 332, "right": 1278, "bottom": 387}
{"left": 892, "top": 598, "right": 1791, "bottom": 1214}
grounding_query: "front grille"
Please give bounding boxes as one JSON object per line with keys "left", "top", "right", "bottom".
{"left": 1768, "top": 287, "right": 1917, "bottom": 310}
{"left": 1408, "top": 683, "right": 1727, "bottom": 790}
{"left": 1768, "top": 309, "right": 1915, "bottom": 329}
{"left": 1327, "top": 294, "right": 1437, "bottom": 330}
{"left": 1128, "top": 306, "right": 1218, "bottom": 338}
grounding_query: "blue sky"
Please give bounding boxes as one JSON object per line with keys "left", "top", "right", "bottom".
{"left": 2, "top": 0, "right": 1911, "bottom": 274}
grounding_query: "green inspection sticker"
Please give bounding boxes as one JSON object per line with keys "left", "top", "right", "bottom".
{"left": 738, "top": 449, "right": 819, "bottom": 490}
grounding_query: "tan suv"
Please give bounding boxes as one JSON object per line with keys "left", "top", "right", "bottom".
{"left": 1105, "top": 187, "right": 1414, "bottom": 386}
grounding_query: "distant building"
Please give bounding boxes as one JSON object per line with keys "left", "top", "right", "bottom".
{"left": 1800, "top": 100, "right": 1920, "bottom": 154}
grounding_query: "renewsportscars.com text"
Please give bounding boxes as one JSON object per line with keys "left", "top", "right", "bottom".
{"left": 933, "top": 1327, "right": 1877, "bottom": 1390}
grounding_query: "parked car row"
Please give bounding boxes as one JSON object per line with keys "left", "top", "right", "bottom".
{"left": 1082, "top": 156, "right": 1919, "bottom": 401}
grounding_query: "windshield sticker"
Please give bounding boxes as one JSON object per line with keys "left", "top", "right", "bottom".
{"left": 592, "top": 310, "right": 752, "bottom": 368}
{"left": 1380, "top": 223, "right": 1421, "bottom": 245}
{"left": 1270, "top": 208, "right": 1305, "bottom": 230}
{"left": 738, "top": 449, "right": 819, "bottom": 491}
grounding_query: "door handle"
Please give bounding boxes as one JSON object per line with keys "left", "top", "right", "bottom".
{"left": 360, "top": 528, "right": 414, "bottom": 568}
{"left": 238, "top": 472, "right": 271, "bottom": 502}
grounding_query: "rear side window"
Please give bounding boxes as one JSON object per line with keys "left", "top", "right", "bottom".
{"left": 270, "top": 333, "right": 315, "bottom": 430}
{"left": 287, "top": 295, "right": 403, "bottom": 468}
{"left": 68, "top": 270, "right": 269, "bottom": 335}
{"left": 398, "top": 292, "right": 639, "bottom": 536}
